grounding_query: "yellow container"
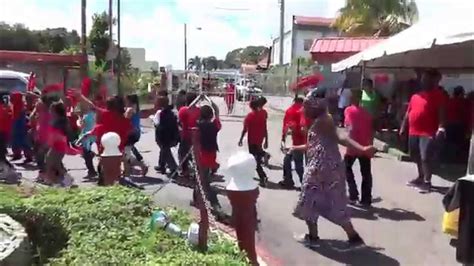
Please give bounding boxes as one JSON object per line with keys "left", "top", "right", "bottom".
{"left": 442, "top": 208, "right": 460, "bottom": 238}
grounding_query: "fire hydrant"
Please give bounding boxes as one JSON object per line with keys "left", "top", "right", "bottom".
{"left": 226, "top": 152, "right": 260, "bottom": 266}
{"left": 100, "top": 132, "right": 123, "bottom": 186}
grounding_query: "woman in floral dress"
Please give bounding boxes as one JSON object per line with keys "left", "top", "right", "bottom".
{"left": 290, "top": 88, "right": 376, "bottom": 247}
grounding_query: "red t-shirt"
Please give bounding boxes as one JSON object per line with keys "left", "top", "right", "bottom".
{"left": 93, "top": 108, "right": 132, "bottom": 153}
{"left": 408, "top": 88, "right": 447, "bottom": 137}
{"left": 283, "top": 103, "right": 306, "bottom": 145}
{"left": 178, "top": 106, "right": 201, "bottom": 142}
{"left": 0, "top": 105, "right": 12, "bottom": 135}
{"left": 244, "top": 109, "right": 267, "bottom": 146}
{"left": 344, "top": 105, "right": 373, "bottom": 156}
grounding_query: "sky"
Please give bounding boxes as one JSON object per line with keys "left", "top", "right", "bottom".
{"left": 0, "top": 0, "right": 473, "bottom": 69}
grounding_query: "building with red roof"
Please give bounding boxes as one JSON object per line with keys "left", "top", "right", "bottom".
{"left": 271, "top": 16, "right": 339, "bottom": 66}
{"left": 310, "top": 37, "right": 385, "bottom": 64}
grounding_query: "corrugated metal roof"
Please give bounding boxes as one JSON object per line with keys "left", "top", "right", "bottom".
{"left": 310, "top": 37, "right": 385, "bottom": 53}
{"left": 294, "top": 16, "right": 334, "bottom": 27}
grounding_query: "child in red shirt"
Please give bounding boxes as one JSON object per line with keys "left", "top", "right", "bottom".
{"left": 344, "top": 89, "right": 374, "bottom": 206}
{"left": 239, "top": 98, "right": 268, "bottom": 187}
{"left": 193, "top": 104, "right": 222, "bottom": 211}
{"left": 177, "top": 93, "right": 201, "bottom": 177}
{"left": 279, "top": 97, "right": 305, "bottom": 188}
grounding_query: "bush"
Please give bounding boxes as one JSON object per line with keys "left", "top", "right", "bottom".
{"left": 0, "top": 185, "right": 248, "bottom": 265}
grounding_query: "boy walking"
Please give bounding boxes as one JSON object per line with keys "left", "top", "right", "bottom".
{"left": 154, "top": 97, "right": 179, "bottom": 175}
{"left": 344, "top": 89, "right": 374, "bottom": 206}
{"left": 238, "top": 99, "right": 268, "bottom": 187}
{"left": 279, "top": 97, "right": 305, "bottom": 188}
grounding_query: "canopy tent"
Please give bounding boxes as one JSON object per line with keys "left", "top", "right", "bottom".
{"left": 331, "top": 14, "right": 474, "bottom": 72}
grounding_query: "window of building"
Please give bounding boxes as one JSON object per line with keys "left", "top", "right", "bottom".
{"left": 303, "top": 39, "right": 313, "bottom": 51}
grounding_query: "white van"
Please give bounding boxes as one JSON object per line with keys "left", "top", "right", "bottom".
{"left": 0, "top": 70, "right": 39, "bottom": 95}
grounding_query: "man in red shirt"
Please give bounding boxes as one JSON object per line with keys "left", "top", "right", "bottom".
{"left": 279, "top": 97, "right": 305, "bottom": 188}
{"left": 238, "top": 98, "right": 268, "bottom": 187}
{"left": 177, "top": 93, "right": 200, "bottom": 177}
{"left": 446, "top": 86, "right": 469, "bottom": 163}
{"left": 344, "top": 89, "right": 374, "bottom": 206}
{"left": 400, "top": 69, "right": 447, "bottom": 193}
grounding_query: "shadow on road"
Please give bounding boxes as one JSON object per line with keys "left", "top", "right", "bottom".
{"left": 131, "top": 176, "right": 164, "bottom": 185}
{"left": 433, "top": 163, "right": 467, "bottom": 183}
{"left": 305, "top": 239, "right": 400, "bottom": 266}
{"left": 349, "top": 205, "right": 425, "bottom": 221}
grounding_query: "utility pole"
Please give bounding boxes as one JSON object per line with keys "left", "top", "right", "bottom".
{"left": 117, "top": 0, "right": 121, "bottom": 95}
{"left": 80, "top": 0, "right": 88, "bottom": 77}
{"left": 184, "top": 23, "right": 188, "bottom": 73}
{"left": 279, "top": 0, "right": 285, "bottom": 66}
{"left": 109, "top": 0, "right": 114, "bottom": 74}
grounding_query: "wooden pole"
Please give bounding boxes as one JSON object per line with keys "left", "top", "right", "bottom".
{"left": 80, "top": 0, "right": 88, "bottom": 77}
{"left": 117, "top": 0, "right": 121, "bottom": 95}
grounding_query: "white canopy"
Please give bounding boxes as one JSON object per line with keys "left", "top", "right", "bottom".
{"left": 332, "top": 14, "right": 474, "bottom": 72}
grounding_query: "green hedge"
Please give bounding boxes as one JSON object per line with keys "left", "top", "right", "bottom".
{"left": 0, "top": 185, "right": 248, "bottom": 265}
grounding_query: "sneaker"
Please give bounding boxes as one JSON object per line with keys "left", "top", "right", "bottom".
{"left": 359, "top": 201, "right": 372, "bottom": 208}
{"left": 347, "top": 234, "right": 365, "bottom": 249}
{"left": 348, "top": 196, "right": 359, "bottom": 205}
{"left": 406, "top": 178, "right": 424, "bottom": 187}
{"left": 154, "top": 166, "right": 166, "bottom": 174}
{"left": 295, "top": 234, "right": 320, "bottom": 248}
{"left": 418, "top": 182, "right": 432, "bottom": 194}
{"left": 278, "top": 180, "right": 295, "bottom": 189}
{"left": 259, "top": 177, "right": 268, "bottom": 187}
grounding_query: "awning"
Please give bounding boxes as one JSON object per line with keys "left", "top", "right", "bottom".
{"left": 331, "top": 14, "right": 474, "bottom": 72}
{"left": 310, "top": 37, "right": 385, "bottom": 64}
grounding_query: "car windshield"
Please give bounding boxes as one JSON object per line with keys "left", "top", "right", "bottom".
{"left": 0, "top": 78, "right": 27, "bottom": 93}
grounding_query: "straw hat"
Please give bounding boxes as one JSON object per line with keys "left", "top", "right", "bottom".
{"left": 101, "top": 132, "right": 122, "bottom": 157}
{"left": 226, "top": 151, "right": 258, "bottom": 191}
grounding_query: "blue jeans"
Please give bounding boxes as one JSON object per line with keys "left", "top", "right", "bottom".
{"left": 283, "top": 150, "right": 305, "bottom": 185}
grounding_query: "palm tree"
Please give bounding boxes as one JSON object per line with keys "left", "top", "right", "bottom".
{"left": 187, "top": 56, "right": 202, "bottom": 72}
{"left": 333, "top": 0, "right": 418, "bottom": 37}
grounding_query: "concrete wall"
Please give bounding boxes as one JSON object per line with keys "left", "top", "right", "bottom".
{"left": 126, "top": 47, "right": 159, "bottom": 72}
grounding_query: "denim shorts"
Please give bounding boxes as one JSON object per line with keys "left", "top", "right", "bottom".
{"left": 409, "top": 135, "right": 437, "bottom": 162}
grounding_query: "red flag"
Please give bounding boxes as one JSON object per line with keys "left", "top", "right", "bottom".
{"left": 42, "top": 83, "right": 63, "bottom": 94}
{"left": 290, "top": 73, "right": 324, "bottom": 91}
{"left": 27, "top": 72, "right": 36, "bottom": 92}
{"left": 374, "top": 73, "right": 389, "bottom": 85}
{"left": 81, "top": 77, "right": 92, "bottom": 96}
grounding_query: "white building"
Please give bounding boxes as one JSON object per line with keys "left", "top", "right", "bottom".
{"left": 126, "top": 47, "right": 159, "bottom": 72}
{"left": 271, "top": 16, "right": 339, "bottom": 65}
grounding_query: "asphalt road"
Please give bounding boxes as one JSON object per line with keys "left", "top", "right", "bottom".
{"left": 16, "top": 97, "right": 458, "bottom": 266}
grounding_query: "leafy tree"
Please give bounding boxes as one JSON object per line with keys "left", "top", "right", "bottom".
{"left": 114, "top": 47, "right": 132, "bottom": 74}
{"left": 224, "top": 48, "right": 243, "bottom": 68}
{"left": 89, "top": 12, "right": 110, "bottom": 66}
{"left": 187, "top": 56, "right": 202, "bottom": 71}
{"left": 0, "top": 22, "right": 80, "bottom": 52}
{"left": 202, "top": 56, "right": 219, "bottom": 71}
{"left": 333, "top": 0, "right": 418, "bottom": 37}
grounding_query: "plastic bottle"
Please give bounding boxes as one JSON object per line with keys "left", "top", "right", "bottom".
{"left": 187, "top": 222, "right": 200, "bottom": 246}
{"left": 150, "top": 211, "right": 169, "bottom": 230}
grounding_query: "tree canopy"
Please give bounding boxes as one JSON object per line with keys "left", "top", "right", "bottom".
{"left": 333, "top": 0, "right": 418, "bottom": 37}
{"left": 0, "top": 22, "right": 80, "bottom": 52}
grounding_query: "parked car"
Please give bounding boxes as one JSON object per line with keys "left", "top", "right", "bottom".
{"left": 236, "top": 86, "right": 263, "bottom": 101}
{"left": 0, "top": 70, "right": 40, "bottom": 96}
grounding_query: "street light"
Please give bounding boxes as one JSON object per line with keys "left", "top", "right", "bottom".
{"left": 184, "top": 24, "right": 202, "bottom": 72}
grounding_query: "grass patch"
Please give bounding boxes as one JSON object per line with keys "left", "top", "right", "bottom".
{"left": 0, "top": 185, "right": 248, "bottom": 265}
